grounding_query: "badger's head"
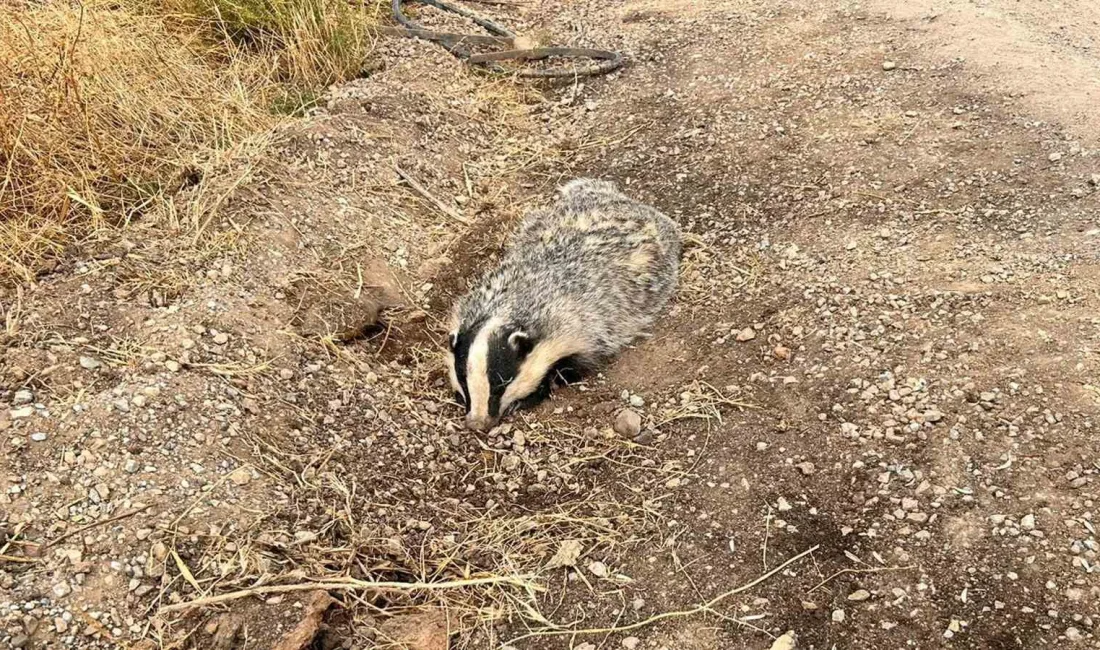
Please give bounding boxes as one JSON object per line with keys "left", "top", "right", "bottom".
{"left": 445, "top": 315, "right": 536, "bottom": 431}
{"left": 447, "top": 310, "right": 588, "bottom": 432}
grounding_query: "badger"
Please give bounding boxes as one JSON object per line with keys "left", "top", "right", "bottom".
{"left": 446, "top": 178, "right": 682, "bottom": 431}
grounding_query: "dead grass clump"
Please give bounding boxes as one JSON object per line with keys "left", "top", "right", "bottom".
{"left": 169, "top": 0, "right": 381, "bottom": 87}
{"left": 0, "top": 0, "right": 380, "bottom": 286}
{"left": 0, "top": 2, "right": 279, "bottom": 283}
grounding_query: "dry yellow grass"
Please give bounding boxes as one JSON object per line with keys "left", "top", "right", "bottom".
{"left": 0, "top": 0, "right": 378, "bottom": 285}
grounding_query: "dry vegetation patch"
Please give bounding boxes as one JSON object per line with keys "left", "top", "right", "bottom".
{"left": 0, "top": 0, "right": 379, "bottom": 285}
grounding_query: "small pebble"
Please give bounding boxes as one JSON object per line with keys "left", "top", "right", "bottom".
{"left": 848, "top": 589, "right": 871, "bottom": 601}
{"left": 79, "top": 356, "right": 102, "bottom": 370}
{"left": 614, "top": 409, "right": 642, "bottom": 437}
{"left": 770, "top": 631, "right": 797, "bottom": 650}
{"left": 736, "top": 327, "right": 756, "bottom": 342}
{"left": 882, "top": 60, "right": 897, "bottom": 71}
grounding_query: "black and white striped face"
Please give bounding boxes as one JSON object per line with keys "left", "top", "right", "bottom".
{"left": 446, "top": 317, "right": 540, "bottom": 432}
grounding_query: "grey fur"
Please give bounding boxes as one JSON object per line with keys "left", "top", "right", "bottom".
{"left": 455, "top": 178, "right": 682, "bottom": 368}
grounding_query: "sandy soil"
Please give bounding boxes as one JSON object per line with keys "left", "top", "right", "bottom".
{"left": 2, "top": 1, "right": 1099, "bottom": 649}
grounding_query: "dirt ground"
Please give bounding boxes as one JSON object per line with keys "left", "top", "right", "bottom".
{"left": 2, "top": 0, "right": 1099, "bottom": 649}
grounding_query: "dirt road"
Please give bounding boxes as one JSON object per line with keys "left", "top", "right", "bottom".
{"left": 2, "top": 0, "right": 1098, "bottom": 648}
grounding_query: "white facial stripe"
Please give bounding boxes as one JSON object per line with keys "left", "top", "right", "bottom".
{"left": 500, "top": 336, "right": 580, "bottom": 413}
{"left": 466, "top": 317, "right": 503, "bottom": 423}
{"left": 445, "top": 350, "right": 461, "bottom": 396}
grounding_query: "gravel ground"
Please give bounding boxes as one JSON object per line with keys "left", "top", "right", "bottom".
{"left": 2, "top": 0, "right": 1099, "bottom": 649}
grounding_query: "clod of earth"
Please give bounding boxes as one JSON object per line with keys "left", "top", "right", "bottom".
{"left": 271, "top": 591, "right": 336, "bottom": 650}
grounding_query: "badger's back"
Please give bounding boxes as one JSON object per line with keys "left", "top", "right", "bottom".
{"left": 467, "top": 178, "right": 682, "bottom": 362}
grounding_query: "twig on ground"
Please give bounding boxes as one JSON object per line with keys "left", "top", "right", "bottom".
{"left": 158, "top": 575, "right": 540, "bottom": 614}
{"left": 45, "top": 504, "right": 152, "bottom": 549}
{"left": 806, "top": 565, "right": 915, "bottom": 594}
{"left": 762, "top": 504, "right": 773, "bottom": 570}
{"left": 393, "top": 162, "right": 469, "bottom": 225}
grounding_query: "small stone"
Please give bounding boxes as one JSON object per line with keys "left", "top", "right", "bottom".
{"left": 165, "top": 360, "right": 180, "bottom": 372}
{"left": 736, "top": 327, "right": 756, "bottom": 342}
{"left": 151, "top": 542, "right": 168, "bottom": 562}
{"left": 279, "top": 368, "right": 294, "bottom": 380}
{"left": 632, "top": 431, "right": 655, "bottom": 445}
{"left": 1090, "top": 174, "right": 1100, "bottom": 186}
{"left": 131, "top": 394, "right": 147, "bottom": 408}
{"left": 622, "top": 637, "right": 641, "bottom": 650}
{"left": 10, "top": 406, "right": 34, "bottom": 419}
{"left": 30, "top": 432, "right": 47, "bottom": 442}
{"left": 628, "top": 394, "right": 645, "bottom": 408}
{"left": 213, "top": 332, "right": 229, "bottom": 345}
{"left": 588, "top": 561, "right": 609, "bottom": 578}
{"left": 229, "top": 467, "right": 252, "bottom": 486}
{"left": 181, "top": 338, "right": 195, "bottom": 349}
{"left": 79, "top": 356, "right": 102, "bottom": 370}
{"left": 1065, "top": 627, "right": 1083, "bottom": 641}
{"left": 1020, "top": 514, "right": 1036, "bottom": 530}
{"left": 52, "top": 581, "right": 72, "bottom": 598}
{"left": 770, "top": 631, "right": 797, "bottom": 650}
{"left": 848, "top": 589, "right": 871, "bottom": 601}
{"left": 774, "top": 344, "right": 791, "bottom": 360}
{"left": 614, "top": 409, "right": 642, "bottom": 437}
{"left": 92, "top": 483, "right": 110, "bottom": 502}
{"left": 832, "top": 609, "right": 846, "bottom": 622}
{"left": 10, "top": 635, "right": 28, "bottom": 649}
{"left": 901, "top": 497, "right": 919, "bottom": 511}
{"left": 777, "top": 497, "right": 792, "bottom": 512}
{"left": 1049, "top": 152, "right": 1063, "bottom": 162}
{"left": 501, "top": 455, "right": 521, "bottom": 472}
{"left": 882, "top": 60, "right": 897, "bottom": 71}
{"left": 795, "top": 462, "right": 815, "bottom": 476}
{"left": 124, "top": 459, "right": 140, "bottom": 474}
{"left": 54, "top": 618, "right": 68, "bottom": 633}
{"left": 12, "top": 390, "right": 33, "bottom": 405}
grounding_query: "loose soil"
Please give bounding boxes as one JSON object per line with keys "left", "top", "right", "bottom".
{"left": 2, "top": 1, "right": 1099, "bottom": 649}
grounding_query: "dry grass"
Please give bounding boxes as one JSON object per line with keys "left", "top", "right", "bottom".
{"left": 0, "top": 0, "right": 379, "bottom": 286}
{"left": 172, "top": 0, "right": 381, "bottom": 86}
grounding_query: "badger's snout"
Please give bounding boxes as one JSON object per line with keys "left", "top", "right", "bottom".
{"left": 465, "top": 414, "right": 497, "bottom": 432}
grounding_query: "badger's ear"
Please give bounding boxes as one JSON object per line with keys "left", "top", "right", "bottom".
{"left": 508, "top": 330, "right": 534, "bottom": 356}
{"left": 448, "top": 331, "right": 459, "bottom": 351}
